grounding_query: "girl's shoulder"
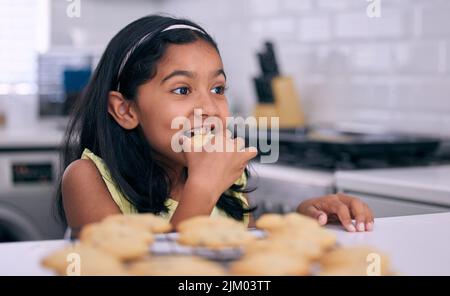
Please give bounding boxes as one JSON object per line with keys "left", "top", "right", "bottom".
{"left": 63, "top": 148, "right": 106, "bottom": 190}
{"left": 63, "top": 158, "right": 101, "bottom": 188}
{"left": 61, "top": 158, "right": 110, "bottom": 213}
{"left": 62, "top": 156, "right": 122, "bottom": 226}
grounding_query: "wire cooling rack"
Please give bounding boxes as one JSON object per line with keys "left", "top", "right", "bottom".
{"left": 150, "top": 229, "right": 266, "bottom": 261}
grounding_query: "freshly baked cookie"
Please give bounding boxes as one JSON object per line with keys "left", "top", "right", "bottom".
{"left": 177, "top": 227, "right": 255, "bottom": 249}
{"left": 319, "top": 265, "right": 383, "bottom": 276}
{"left": 176, "top": 216, "right": 255, "bottom": 249}
{"left": 102, "top": 213, "right": 172, "bottom": 233}
{"left": 269, "top": 226, "right": 337, "bottom": 250}
{"left": 41, "top": 243, "right": 126, "bottom": 276}
{"left": 245, "top": 237, "right": 323, "bottom": 261}
{"left": 320, "top": 246, "right": 391, "bottom": 276}
{"left": 229, "top": 252, "right": 311, "bottom": 276}
{"left": 256, "top": 212, "right": 320, "bottom": 232}
{"left": 255, "top": 212, "right": 335, "bottom": 250}
{"left": 79, "top": 222, "right": 153, "bottom": 260}
{"left": 176, "top": 215, "right": 242, "bottom": 232}
{"left": 128, "top": 255, "right": 226, "bottom": 276}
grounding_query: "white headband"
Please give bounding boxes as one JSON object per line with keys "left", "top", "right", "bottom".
{"left": 116, "top": 24, "right": 206, "bottom": 91}
{"left": 161, "top": 24, "right": 205, "bottom": 33}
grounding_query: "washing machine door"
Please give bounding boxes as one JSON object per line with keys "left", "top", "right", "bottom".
{"left": 0, "top": 204, "right": 41, "bottom": 242}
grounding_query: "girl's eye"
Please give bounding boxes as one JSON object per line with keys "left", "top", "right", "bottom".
{"left": 172, "top": 87, "right": 190, "bottom": 95}
{"left": 211, "top": 85, "right": 226, "bottom": 95}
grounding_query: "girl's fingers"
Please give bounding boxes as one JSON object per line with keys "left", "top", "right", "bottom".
{"left": 335, "top": 203, "right": 356, "bottom": 232}
{"left": 215, "top": 131, "right": 234, "bottom": 152}
{"left": 206, "top": 133, "right": 226, "bottom": 150}
{"left": 350, "top": 199, "right": 367, "bottom": 232}
{"left": 234, "top": 137, "right": 246, "bottom": 152}
{"left": 364, "top": 204, "right": 374, "bottom": 231}
{"left": 336, "top": 193, "right": 374, "bottom": 232}
{"left": 180, "top": 135, "right": 192, "bottom": 152}
{"left": 305, "top": 205, "right": 328, "bottom": 226}
{"left": 240, "top": 147, "right": 258, "bottom": 161}
{"left": 225, "top": 129, "right": 233, "bottom": 139}
{"left": 323, "top": 199, "right": 355, "bottom": 232}
{"left": 368, "top": 204, "right": 375, "bottom": 223}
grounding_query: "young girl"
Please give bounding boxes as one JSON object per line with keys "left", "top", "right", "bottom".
{"left": 58, "top": 15, "right": 374, "bottom": 235}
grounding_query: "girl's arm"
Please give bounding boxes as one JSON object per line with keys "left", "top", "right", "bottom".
{"left": 62, "top": 159, "right": 121, "bottom": 234}
{"left": 170, "top": 181, "right": 256, "bottom": 230}
{"left": 169, "top": 175, "right": 219, "bottom": 229}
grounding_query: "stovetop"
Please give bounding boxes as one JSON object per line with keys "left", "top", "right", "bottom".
{"left": 246, "top": 128, "right": 450, "bottom": 171}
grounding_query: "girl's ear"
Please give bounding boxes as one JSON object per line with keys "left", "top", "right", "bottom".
{"left": 108, "top": 91, "right": 139, "bottom": 130}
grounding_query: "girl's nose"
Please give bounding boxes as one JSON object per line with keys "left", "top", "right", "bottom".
{"left": 196, "top": 92, "right": 220, "bottom": 117}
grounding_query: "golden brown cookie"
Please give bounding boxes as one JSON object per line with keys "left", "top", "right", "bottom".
{"left": 128, "top": 255, "right": 226, "bottom": 276}
{"left": 176, "top": 216, "right": 255, "bottom": 249}
{"left": 176, "top": 215, "right": 242, "bottom": 232}
{"left": 245, "top": 237, "right": 323, "bottom": 261}
{"left": 320, "top": 246, "right": 391, "bottom": 276}
{"left": 256, "top": 212, "right": 320, "bottom": 232}
{"left": 269, "top": 226, "right": 337, "bottom": 250}
{"left": 102, "top": 213, "right": 172, "bottom": 233}
{"left": 319, "top": 265, "right": 387, "bottom": 276}
{"left": 177, "top": 227, "right": 255, "bottom": 249}
{"left": 79, "top": 222, "right": 153, "bottom": 260}
{"left": 229, "top": 252, "right": 311, "bottom": 276}
{"left": 41, "top": 243, "right": 127, "bottom": 276}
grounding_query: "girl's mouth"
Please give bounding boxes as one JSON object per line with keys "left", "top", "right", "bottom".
{"left": 184, "top": 124, "right": 216, "bottom": 138}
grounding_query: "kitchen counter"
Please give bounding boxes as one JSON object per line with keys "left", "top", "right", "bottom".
{"left": 0, "top": 120, "right": 65, "bottom": 149}
{"left": 0, "top": 212, "right": 449, "bottom": 276}
{"left": 336, "top": 165, "right": 450, "bottom": 207}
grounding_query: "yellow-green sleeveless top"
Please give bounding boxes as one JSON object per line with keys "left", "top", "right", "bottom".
{"left": 81, "top": 148, "right": 249, "bottom": 226}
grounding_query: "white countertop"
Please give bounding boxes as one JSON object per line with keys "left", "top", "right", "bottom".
{"left": 336, "top": 165, "right": 450, "bottom": 207}
{"left": 327, "top": 212, "right": 450, "bottom": 275}
{"left": 0, "top": 212, "right": 449, "bottom": 276}
{"left": 0, "top": 120, "right": 65, "bottom": 148}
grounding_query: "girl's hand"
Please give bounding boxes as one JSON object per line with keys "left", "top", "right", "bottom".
{"left": 181, "top": 129, "right": 257, "bottom": 199}
{"left": 297, "top": 193, "right": 374, "bottom": 232}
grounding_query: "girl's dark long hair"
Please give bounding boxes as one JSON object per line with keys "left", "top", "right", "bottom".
{"left": 55, "top": 15, "right": 255, "bottom": 225}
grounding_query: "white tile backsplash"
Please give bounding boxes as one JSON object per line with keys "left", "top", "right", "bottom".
{"left": 420, "top": 4, "right": 450, "bottom": 37}
{"left": 280, "top": 0, "right": 313, "bottom": 13}
{"left": 298, "top": 15, "right": 331, "bottom": 42}
{"left": 392, "top": 42, "right": 442, "bottom": 74}
{"left": 351, "top": 43, "right": 393, "bottom": 73}
{"left": 248, "top": 0, "right": 280, "bottom": 17}
{"left": 317, "top": 0, "right": 358, "bottom": 10}
{"left": 335, "top": 10, "right": 406, "bottom": 39}
{"left": 265, "top": 17, "right": 297, "bottom": 39}
{"left": 48, "top": 0, "right": 450, "bottom": 136}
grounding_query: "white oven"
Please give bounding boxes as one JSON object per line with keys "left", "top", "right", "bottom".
{"left": 0, "top": 125, "right": 66, "bottom": 242}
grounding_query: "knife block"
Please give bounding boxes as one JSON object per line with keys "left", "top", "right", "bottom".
{"left": 254, "top": 76, "right": 305, "bottom": 129}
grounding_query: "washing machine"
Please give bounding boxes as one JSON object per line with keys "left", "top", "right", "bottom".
{"left": 0, "top": 125, "right": 66, "bottom": 242}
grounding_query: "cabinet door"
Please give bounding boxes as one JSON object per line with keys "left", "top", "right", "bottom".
{"left": 344, "top": 191, "right": 450, "bottom": 218}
